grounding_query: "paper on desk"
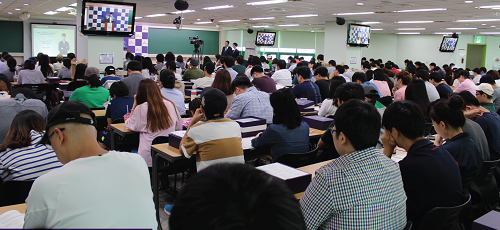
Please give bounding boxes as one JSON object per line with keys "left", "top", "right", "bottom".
{"left": 314, "top": 106, "right": 320, "bottom": 111}
{"left": 241, "top": 137, "right": 255, "bottom": 150}
{"left": 236, "top": 118, "right": 260, "bottom": 123}
{"left": 257, "top": 163, "right": 310, "bottom": 180}
{"left": 0, "top": 210, "right": 24, "bottom": 228}
{"left": 171, "top": 131, "right": 187, "bottom": 137}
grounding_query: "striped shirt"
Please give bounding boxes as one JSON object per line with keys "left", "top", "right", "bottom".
{"left": 181, "top": 118, "right": 244, "bottom": 172}
{"left": 300, "top": 147, "right": 407, "bottom": 230}
{"left": 0, "top": 130, "right": 62, "bottom": 181}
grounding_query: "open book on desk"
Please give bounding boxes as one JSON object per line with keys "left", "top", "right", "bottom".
{"left": 0, "top": 210, "right": 24, "bottom": 228}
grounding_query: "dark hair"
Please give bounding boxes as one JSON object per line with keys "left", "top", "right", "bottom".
{"left": 473, "top": 68, "right": 481, "bottom": 75}
{"left": 457, "top": 91, "right": 481, "bottom": 108}
{"left": 270, "top": 89, "right": 302, "bottom": 129}
{"left": 314, "top": 66, "right": 328, "bottom": 77}
{"left": 383, "top": 100, "right": 425, "bottom": 139}
{"left": 405, "top": 79, "right": 430, "bottom": 116}
{"left": 136, "top": 79, "right": 173, "bottom": 132}
{"left": 328, "top": 76, "right": 346, "bottom": 100}
{"left": 363, "top": 63, "right": 371, "bottom": 70}
{"left": 458, "top": 70, "right": 469, "bottom": 79}
{"left": 104, "top": 66, "right": 115, "bottom": 75}
{"left": 232, "top": 75, "right": 252, "bottom": 91}
{"left": 224, "top": 56, "right": 235, "bottom": 68}
{"left": 373, "top": 69, "right": 394, "bottom": 90}
{"left": 335, "top": 65, "right": 345, "bottom": 74}
{"left": 188, "top": 98, "right": 202, "bottom": 116}
{"left": 62, "top": 58, "right": 71, "bottom": 69}
{"left": 166, "top": 61, "right": 177, "bottom": 72}
{"left": 328, "top": 60, "right": 336, "bottom": 66}
{"left": 351, "top": 72, "right": 367, "bottom": 83}
{"left": 85, "top": 74, "right": 102, "bottom": 88}
{"left": 225, "top": 40, "right": 229, "bottom": 44}
{"left": 0, "top": 110, "right": 46, "bottom": 152}
{"left": 108, "top": 81, "right": 129, "bottom": 98}
{"left": 233, "top": 42, "right": 238, "bottom": 47}
{"left": 156, "top": 53, "right": 165, "bottom": 63}
{"left": 429, "top": 62, "right": 436, "bottom": 67}
{"left": 415, "top": 69, "right": 430, "bottom": 81}
{"left": 24, "top": 59, "right": 35, "bottom": 70}
{"left": 160, "top": 69, "right": 176, "bottom": 89}
{"left": 203, "top": 56, "right": 212, "bottom": 65}
{"left": 260, "top": 56, "right": 267, "bottom": 63}
{"left": 334, "top": 82, "right": 364, "bottom": 106}
{"left": 396, "top": 70, "right": 412, "bottom": 85}
{"left": 295, "top": 66, "right": 310, "bottom": 79}
{"left": 73, "top": 63, "right": 87, "bottom": 81}
{"left": 165, "top": 52, "right": 175, "bottom": 62}
{"left": 235, "top": 56, "right": 244, "bottom": 65}
{"left": 127, "top": 60, "right": 142, "bottom": 71}
{"left": 430, "top": 96, "right": 465, "bottom": 129}
{"left": 204, "top": 62, "right": 215, "bottom": 74}
{"left": 212, "top": 69, "right": 234, "bottom": 95}
{"left": 134, "top": 55, "right": 143, "bottom": 63}
{"left": 407, "top": 65, "right": 416, "bottom": 75}
{"left": 251, "top": 66, "right": 264, "bottom": 76}
{"left": 143, "top": 57, "right": 156, "bottom": 74}
{"left": 486, "top": 70, "right": 500, "bottom": 80}
{"left": 480, "top": 74, "right": 496, "bottom": 84}
{"left": 176, "top": 55, "right": 184, "bottom": 63}
{"left": 169, "top": 163, "right": 306, "bottom": 230}
{"left": 125, "top": 52, "right": 134, "bottom": 60}
{"left": 366, "top": 70, "right": 373, "bottom": 81}
{"left": 277, "top": 60, "right": 286, "bottom": 69}
{"left": 290, "top": 59, "right": 297, "bottom": 64}
{"left": 334, "top": 99, "right": 381, "bottom": 150}
{"left": 429, "top": 72, "right": 442, "bottom": 83}
{"left": 480, "top": 67, "right": 487, "bottom": 73}
{"left": 6, "top": 57, "right": 16, "bottom": 73}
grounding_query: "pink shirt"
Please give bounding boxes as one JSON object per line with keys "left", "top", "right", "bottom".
{"left": 394, "top": 85, "right": 407, "bottom": 101}
{"left": 125, "top": 99, "right": 182, "bottom": 167}
{"left": 453, "top": 79, "right": 476, "bottom": 96}
{"left": 371, "top": 80, "right": 392, "bottom": 97}
{"left": 391, "top": 68, "right": 400, "bottom": 74}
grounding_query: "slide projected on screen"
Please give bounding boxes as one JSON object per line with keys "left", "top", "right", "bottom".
{"left": 31, "top": 24, "right": 76, "bottom": 57}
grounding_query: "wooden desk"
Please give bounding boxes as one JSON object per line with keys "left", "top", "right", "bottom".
{"left": 294, "top": 160, "right": 333, "bottom": 199}
{"left": 309, "top": 128, "right": 325, "bottom": 138}
{"left": 0, "top": 203, "right": 26, "bottom": 214}
{"left": 92, "top": 109, "right": 106, "bottom": 117}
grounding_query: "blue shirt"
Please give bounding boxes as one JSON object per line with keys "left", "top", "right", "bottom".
{"left": 291, "top": 80, "right": 321, "bottom": 105}
{"left": 440, "top": 132, "right": 483, "bottom": 178}
{"left": 226, "top": 68, "right": 238, "bottom": 81}
{"left": 474, "top": 112, "right": 500, "bottom": 160}
{"left": 300, "top": 147, "right": 407, "bottom": 230}
{"left": 160, "top": 88, "right": 186, "bottom": 115}
{"left": 105, "top": 97, "right": 134, "bottom": 121}
{"left": 225, "top": 86, "right": 273, "bottom": 123}
{"left": 361, "top": 81, "right": 382, "bottom": 97}
{"left": 251, "top": 122, "right": 309, "bottom": 160}
{"left": 101, "top": 75, "right": 122, "bottom": 84}
{"left": 436, "top": 83, "right": 453, "bottom": 99}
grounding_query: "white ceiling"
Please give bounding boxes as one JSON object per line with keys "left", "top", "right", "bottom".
{"left": 1, "top": 0, "right": 500, "bottom": 35}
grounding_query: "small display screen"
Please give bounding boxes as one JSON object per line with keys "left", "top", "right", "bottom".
{"left": 348, "top": 24, "right": 371, "bottom": 46}
{"left": 255, "top": 32, "right": 276, "bottom": 46}
{"left": 439, "top": 36, "right": 459, "bottom": 52}
{"left": 82, "top": 0, "right": 135, "bottom": 35}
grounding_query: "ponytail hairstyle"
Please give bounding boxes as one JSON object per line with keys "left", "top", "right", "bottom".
{"left": 85, "top": 74, "right": 102, "bottom": 88}
{"left": 7, "top": 57, "right": 16, "bottom": 73}
{"left": 430, "top": 95, "right": 466, "bottom": 129}
{"left": 40, "top": 54, "right": 54, "bottom": 77}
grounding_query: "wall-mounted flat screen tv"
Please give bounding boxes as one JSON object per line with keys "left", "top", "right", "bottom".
{"left": 347, "top": 23, "right": 371, "bottom": 47}
{"left": 81, "top": 0, "right": 136, "bottom": 36}
{"left": 255, "top": 31, "right": 276, "bottom": 46}
{"left": 439, "top": 36, "right": 459, "bottom": 52}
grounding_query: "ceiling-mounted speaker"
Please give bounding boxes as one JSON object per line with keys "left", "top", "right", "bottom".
{"left": 174, "top": 0, "right": 189, "bottom": 11}
{"left": 247, "top": 28, "right": 254, "bottom": 34}
{"left": 336, "top": 17, "right": 345, "bottom": 25}
{"left": 452, "top": 33, "right": 459, "bottom": 38}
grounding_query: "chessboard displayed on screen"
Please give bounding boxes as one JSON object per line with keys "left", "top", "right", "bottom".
{"left": 256, "top": 32, "right": 276, "bottom": 46}
{"left": 440, "top": 37, "right": 458, "bottom": 52}
{"left": 348, "top": 25, "right": 371, "bottom": 45}
{"left": 84, "top": 2, "right": 133, "bottom": 32}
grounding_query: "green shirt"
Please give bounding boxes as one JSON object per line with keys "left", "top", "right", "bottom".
{"left": 481, "top": 102, "right": 496, "bottom": 112}
{"left": 232, "top": 65, "right": 246, "bottom": 74}
{"left": 69, "top": 85, "right": 110, "bottom": 108}
{"left": 182, "top": 67, "right": 204, "bottom": 81}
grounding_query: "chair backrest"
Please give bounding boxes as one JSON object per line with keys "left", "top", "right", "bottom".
{"left": 63, "top": 90, "right": 73, "bottom": 101}
{"left": 403, "top": 221, "right": 412, "bottom": 230}
{"left": 276, "top": 147, "right": 318, "bottom": 168}
{"left": 152, "top": 136, "right": 169, "bottom": 145}
{"left": 474, "top": 159, "right": 500, "bottom": 185}
{"left": 0, "top": 180, "right": 34, "bottom": 207}
{"left": 417, "top": 194, "right": 471, "bottom": 230}
{"left": 112, "top": 118, "right": 124, "bottom": 124}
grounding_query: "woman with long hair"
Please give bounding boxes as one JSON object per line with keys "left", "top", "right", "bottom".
{"left": 39, "top": 54, "right": 54, "bottom": 78}
{"left": 405, "top": 79, "right": 430, "bottom": 118}
{"left": 125, "top": 79, "right": 182, "bottom": 167}
{"left": 211, "top": 69, "right": 235, "bottom": 112}
{"left": 69, "top": 74, "right": 109, "bottom": 108}
{"left": 251, "top": 88, "right": 309, "bottom": 160}
{"left": 67, "top": 63, "right": 88, "bottom": 91}
{"left": 143, "top": 57, "right": 156, "bottom": 77}
{"left": 372, "top": 69, "right": 393, "bottom": 97}
{"left": 444, "top": 67, "right": 453, "bottom": 86}
{"left": 1, "top": 57, "right": 17, "bottom": 81}
{"left": 318, "top": 76, "right": 346, "bottom": 117}
{"left": 0, "top": 110, "right": 62, "bottom": 181}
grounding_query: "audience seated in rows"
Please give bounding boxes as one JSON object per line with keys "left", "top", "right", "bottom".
{"left": 182, "top": 58, "right": 204, "bottom": 81}
{"left": 100, "top": 65, "right": 121, "bottom": 84}
{"left": 318, "top": 76, "right": 346, "bottom": 117}
{"left": 17, "top": 59, "right": 45, "bottom": 85}
{"left": 371, "top": 69, "right": 392, "bottom": 97}
{"left": 313, "top": 66, "right": 330, "bottom": 101}
{"left": 415, "top": 69, "right": 439, "bottom": 102}
{"left": 159, "top": 69, "right": 186, "bottom": 115}
{"left": 69, "top": 74, "right": 109, "bottom": 108}
{"left": 291, "top": 66, "right": 321, "bottom": 104}
{"left": 251, "top": 66, "right": 276, "bottom": 93}
{"left": 429, "top": 71, "right": 453, "bottom": 99}
{"left": 57, "top": 58, "right": 72, "bottom": 80}
{"left": 352, "top": 71, "right": 381, "bottom": 97}
{"left": 454, "top": 70, "right": 476, "bottom": 95}
{"left": 479, "top": 75, "right": 500, "bottom": 112}
{"left": 393, "top": 70, "right": 411, "bottom": 101}
{"left": 271, "top": 60, "right": 292, "bottom": 87}
{"left": 192, "top": 62, "right": 215, "bottom": 89}
{"left": 165, "top": 61, "right": 185, "bottom": 94}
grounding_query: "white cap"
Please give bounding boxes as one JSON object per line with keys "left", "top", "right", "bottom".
{"left": 471, "top": 83, "right": 494, "bottom": 96}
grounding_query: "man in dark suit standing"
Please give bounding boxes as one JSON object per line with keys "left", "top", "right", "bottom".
{"left": 221, "top": 41, "right": 232, "bottom": 57}
{"left": 232, "top": 43, "right": 240, "bottom": 59}
{"left": 58, "top": 33, "right": 70, "bottom": 55}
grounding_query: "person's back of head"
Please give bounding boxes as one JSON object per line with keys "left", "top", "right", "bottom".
{"left": 188, "top": 98, "right": 202, "bottom": 117}
{"left": 334, "top": 82, "right": 364, "bottom": 106}
{"left": 363, "top": 62, "right": 371, "bottom": 70}
{"left": 352, "top": 72, "right": 367, "bottom": 83}
{"left": 430, "top": 95, "right": 465, "bottom": 130}
{"left": 55, "top": 54, "right": 63, "bottom": 62}
{"left": 204, "top": 62, "right": 215, "bottom": 75}
{"left": 165, "top": 61, "right": 177, "bottom": 72}
{"left": 164, "top": 52, "right": 175, "bottom": 62}
{"left": 335, "top": 65, "right": 345, "bottom": 74}
{"left": 62, "top": 58, "right": 72, "bottom": 69}
{"left": 480, "top": 67, "right": 487, "bottom": 73}
{"left": 407, "top": 65, "right": 416, "bottom": 75}
{"left": 415, "top": 69, "right": 430, "bottom": 81}
{"left": 317, "top": 54, "right": 324, "bottom": 61}
{"left": 383, "top": 100, "right": 426, "bottom": 140}
{"left": 334, "top": 99, "right": 381, "bottom": 151}
{"left": 134, "top": 55, "right": 143, "bottom": 63}
{"left": 109, "top": 81, "right": 129, "bottom": 98}
{"left": 270, "top": 89, "right": 302, "bottom": 129}
{"left": 224, "top": 56, "right": 235, "bottom": 68}
{"left": 169, "top": 163, "right": 306, "bottom": 230}
{"left": 160, "top": 69, "right": 176, "bottom": 89}
{"left": 429, "top": 72, "right": 442, "bottom": 83}
{"left": 125, "top": 52, "right": 134, "bottom": 61}
{"left": 67, "top": 53, "right": 76, "bottom": 60}
{"left": 74, "top": 63, "right": 88, "bottom": 81}
{"left": 251, "top": 66, "right": 264, "bottom": 76}
{"left": 200, "top": 87, "right": 227, "bottom": 119}
{"left": 277, "top": 60, "right": 286, "bottom": 70}
{"left": 156, "top": 54, "right": 165, "bottom": 63}
{"left": 373, "top": 60, "right": 380, "bottom": 67}
{"left": 6, "top": 57, "right": 16, "bottom": 72}
{"left": 473, "top": 68, "right": 481, "bottom": 75}
{"left": 458, "top": 70, "right": 469, "bottom": 80}
{"left": 457, "top": 91, "right": 481, "bottom": 108}
{"left": 232, "top": 75, "right": 252, "bottom": 92}
{"left": 405, "top": 79, "right": 430, "bottom": 116}
{"left": 295, "top": 66, "right": 310, "bottom": 79}
{"left": 314, "top": 66, "right": 328, "bottom": 78}
{"left": 328, "top": 60, "right": 336, "bottom": 66}
{"left": 343, "top": 65, "right": 349, "bottom": 70}
{"left": 235, "top": 56, "right": 244, "bottom": 65}
{"left": 0, "top": 110, "right": 46, "bottom": 152}
{"left": 212, "top": 69, "right": 234, "bottom": 95}
{"left": 136, "top": 79, "right": 172, "bottom": 132}
{"left": 105, "top": 66, "right": 116, "bottom": 76}
{"left": 85, "top": 74, "right": 102, "bottom": 88}
{"left": 84, "top": 67, "right": 100, "bottom": 77}
{"left": 480, "top": 74, "right": 495, "bottom": 85}
{"left": 290, "top": 59, "right": 297, "bottom": 64}
{"left": 23, "top": 59, "right": 35, "bottom": 70}
{"left": 365, "top": 70, "right": 374, "bottom": 81}
{"left": 127, "top": 60, "right": 142, "bottom": 72}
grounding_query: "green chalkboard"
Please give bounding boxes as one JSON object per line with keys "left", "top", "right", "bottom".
{"left": 148, "top": 28, "right": 219, "bottom": 55}
{"left": 0, "top": 21, "right": 23, "bottom": 53}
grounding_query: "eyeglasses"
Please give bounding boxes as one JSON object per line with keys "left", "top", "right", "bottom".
{"left": 330, "top": 128, "right": 336, "bottom": 135}
{"left": 46, "top": 128, "right": 65, "bottom": 145}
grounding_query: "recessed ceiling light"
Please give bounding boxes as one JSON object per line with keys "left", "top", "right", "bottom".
{"left": 23, "top": 3, "right": 29, "bottom": 6}
{"left": 397, "top": 32, "right": 421, "bottom": 34}
{"left": 7, "top": 12, "right": 12, "bottom": 14}
{"left": 69, "top": 3, "right": 77, "bottom": 7}
{"left": 0, "top": 2, "right": 2, "bottom": 4}
{"left": 333, "top": 12, "right": 374, "bottom": 15}
{"left": 435, "top": 32, "right": 462, "bottom": 34}
{"left": 445, "top": 27, "right": 477, "bottom": 30}
{"left": 480, "top": 32, "right": 500, "bottom": 34}
{"left": 145, "top": 13, "right": 167, "bottom": 17}
{"left": 247, "top": 0, "right": 287, "bottom": 6}
{"left": 362, "top": 21, "right": 380, "bottom": 24}
{"left": 249, "top": 17, "right": 275, "bottom": 20}
{"left": 171, "top": 10, "right": 196, "bottom": 14}
{"left": 197, "top": 18, "right": 201, "bottom": 21}
{"left": 464, "top": 0, "right": 474, "bottom": 3}
{"left": 395, "top": 8, "right": 447, "bottom": 13}
{"left": 357, "top": 2, "right": 364, "bottom": 5}
{"left": 478, "top": 5, "right": 500, "bottom": 9}
{"left": 56, "top": 7, "right": 73, "bottom": 11}
{"left": 286, "top": 14, "right": 318, "bottom": 18}
{"left": 135, "top": 17, "right": 142, "bottom": 19}
{"left": 14, "top": 8, "right": 20, "bottom": 10}
{"left": 481, "top": 23, "right": 487, "bottom": 25}
{"left": 219, "top": 19, "right": 240, "bottom": 22}
{"left": 455, "top": 19, "right": 500, "bottom": 22}
{"left": 253, "top": 25, "right": 270, "bottom": 28}
{"left": 492, "top": 25, "right": 497, "bottom": 27}
{"left": 396, "top": 28, "right": 426, "bottom": 30}
{"left": 397, "top": 21, "right": 434, "bottom": 23}
{"left": 43, "top": 11, "right": 59, "bottom": 15}
{"left": 202, "top": 5, "right": 234, "bottom": 10}
{"left": 278, "top": 24, "right": 299, "bottom": 27}
{"left": 371, "top": 28, "right": 384, "bottom": 30}
{"left": 194, "top": 21, "right": 213, "bottom": 24}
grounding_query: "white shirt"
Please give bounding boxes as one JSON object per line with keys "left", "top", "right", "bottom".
{"left": 318, "top": 98, "right": 337, "bottom": 117}
{"left": 327, "top": 66, "right": 336, "bottom": 76}
{"left": 343, "top": 70, "right": 354, "bottom": 82}
{"left": 271, "top": 69, "right": 292, "bottom": 87}
{"left": 24, "top": 151, "right": 158, "bottom": 229}
{"left": 245, "top": 68, "right": 254, "bottom": 81}
{"left": 193, "top": 76, "right": 214, "bottom": 89}
{"left": 473, "top": 75, "right": 482, "bottom": 84}
{"left": 424, "top": 81, "right": 440, "bottom": 102}
{"left": 338, "top": 74, "right": 351, "bottom": 83}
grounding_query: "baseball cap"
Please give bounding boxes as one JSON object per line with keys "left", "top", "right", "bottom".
{"left": 362, "top": 85, "right": 379, "bottom": 97}
{"left": 85, "top": 67, "right": 100, "bottom": 77}
{"left": 472, "top": 83, "right": 494, "bottom": 96}
{"left": 190, "top": 58, "right": 199, "bottom": 66}
{"left": 200, "top": 87, "right": 227, "bottom": 118}
{"left": 39, "top": 101, "right": 96, "bottom": 145}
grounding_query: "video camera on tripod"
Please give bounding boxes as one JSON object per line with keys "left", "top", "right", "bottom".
{"left": 189, "top": 36, "right": 204, "bottom": 53}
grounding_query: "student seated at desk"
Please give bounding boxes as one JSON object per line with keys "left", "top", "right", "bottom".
{"left": 251, "top": 66, "right": 276, "bottom": 93}
{"left": 179, "top": 87, "right": 244, "bottom": 171}
{"left": 159, "top": 69, "right": 186, "bottom": 115}
{"left": 182, "top": 98, "right": 202, "bottom": 128}
{"left": 66, "top": 63, "right": 87, "bottom": 91}
{"left": 166, "top": 61, "right": 185, "bottom": 94}
{"left": 57, "top": 58, "right": 72, "bottom": 80}
{"left": 291, "top": 66, "right": 321, "bottom": 105}
{"left": 0, "top": 110, "right": 62, "bottom": 181}
{"left": 300, "top": 99, "right": 407, "bottom": 230}
{"left": 26, "top": 101, "right": 158, "bottom": 229}
{"left": 169, "top": 164, "right": 306, "bottom": 230}
{"left": 317, "top": 76, "right": 345, "bottom": 117}
{"left": 381, "top": 100, "right": 463, "bottom": 227}
{"left": 69, "top": 74, "right": 110, "bottom": 108}
{"left": 122, "top": 60, "right": 146, "bottom": 98}
{"left": 125, "top": 79, "right": 182, "bottom": 167}
{"left": 17, "top": 59, "right": 45, "bottom": 85}
{"left": 100, "top": 65, "right": 121, "bottom": 84}
{"left": 192, "top": 62, "right": 215, "bottom": 89}
{"left": 211, "top": 69, "right": 235, "bottom": 113}
{"left": 251, "top": 89, "right": 309, "bottom": 160}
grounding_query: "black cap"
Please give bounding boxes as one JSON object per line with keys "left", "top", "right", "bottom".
{"left": 200, "top": 87, "right": 227, "bottom": 118}
{"left": 39, "top": 101, "right": 96, "bottom": 145}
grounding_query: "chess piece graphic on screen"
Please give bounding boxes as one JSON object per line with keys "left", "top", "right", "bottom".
{"left": 58, "top": 33, "right": 70, "bottom": 55}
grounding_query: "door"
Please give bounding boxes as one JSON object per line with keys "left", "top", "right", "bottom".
{"left": 466, "top": 44, "right": 486, "bottom": 69}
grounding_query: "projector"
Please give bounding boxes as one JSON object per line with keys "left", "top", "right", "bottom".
{"left": 19, "top": 12, "right": 30, "bottom": 20}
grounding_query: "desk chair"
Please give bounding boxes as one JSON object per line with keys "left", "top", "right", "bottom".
{"left": 0, "top": 180, "right": 34, "bottom": 207}
{"left": 13, "top": 83, "right": 59, "bottom": 109}
{"left": 63, "top": 91, "right": 73, "bottom": 101}
{"left": 276, "top": 147, "right": 319, "bottom": 168}
{"left": 416, "top": 194, "right": 471, "bottom": 230}
{"left": 470, "top": 159, "right": 500, "bottom": 219}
